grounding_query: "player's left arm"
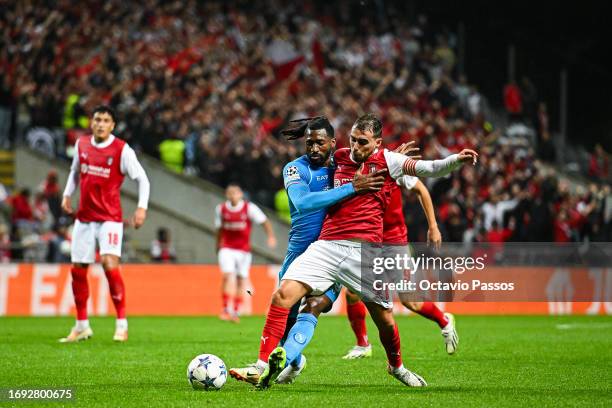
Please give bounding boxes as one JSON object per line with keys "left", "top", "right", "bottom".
{"left": 384, "top": 149, "right": 478, "bottom": 179}
{"left": 121, "top": 145, "right": 150, "bottom": 229}
{"left": 400, "top": 177, "right": 442, "bottom": 250}
{"left": 248, "top": 203, "right": 277, "bottom": 248}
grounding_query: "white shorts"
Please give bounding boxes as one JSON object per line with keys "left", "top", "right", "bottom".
{"left": 71, "top": 220, "right": 123, "bottom": 264}
{"left": 282, "top": 240, "right": 392, "bottom": 309}
{"left": 218, "top": 248, "right": 252, "bottom": 278}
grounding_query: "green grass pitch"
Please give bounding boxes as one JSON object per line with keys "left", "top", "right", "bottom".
{"left": 1, "top": 315, "right": 611, "bottom": 407}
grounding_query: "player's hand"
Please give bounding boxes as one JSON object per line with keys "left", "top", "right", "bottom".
{"left": 130, "top": 207, "right": 147, "bottom": 229}
{"left": 427, "top": 226, "right": 442, "bottom": 251}
{"left": 353, "top": 164, "right": 387, "bottom": 194}
{"left": 267, "top": 235, "right": 277, "bottom": 248}
{"left": 394, "top": 141, "right": 421, "bottom": 159}
{"left": 61, "top": 196, "right": 73, "bottom": 215}
{"left": 457, "top": 149, "right": 478, "bottom": 165}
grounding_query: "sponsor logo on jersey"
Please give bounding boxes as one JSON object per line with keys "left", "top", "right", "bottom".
{"left": 316, "top": 174, "right": 328, "bottom": 181}
{"left": 222, "top": 221, "right": 248, "bottom": 230}
{"left": 335, "top": 178, "right": 352, "bottom": 188}
{"left": 81, "top": 163, "right": 111, "bottom": 178}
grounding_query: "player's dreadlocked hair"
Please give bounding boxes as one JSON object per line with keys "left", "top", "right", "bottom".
{"left": 281, "top": 116, "right": 334, "bottom": 140}
{"left": 353, "top": 113, "right": 383, "bottom": 138}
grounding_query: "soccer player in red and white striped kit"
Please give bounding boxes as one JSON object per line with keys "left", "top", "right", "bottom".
{"left": 59, "top": 105, "right": 150, "bottom": 343}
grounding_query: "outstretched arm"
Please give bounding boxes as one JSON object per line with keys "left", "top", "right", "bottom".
{"left": 385, "top": 149, "right": 478, "bottom": 179}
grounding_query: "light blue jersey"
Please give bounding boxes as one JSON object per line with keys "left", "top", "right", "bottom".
{"left": 278, "top": 155, "right": 355, "bottom": 322}
{"left": 282, "top": 155, "right": 354, "bottom": 253}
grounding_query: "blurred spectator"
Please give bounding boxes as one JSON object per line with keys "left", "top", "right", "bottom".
{"left": 10, "top": 188, "right": 33, "bottom": 225}
{"left": 486, "top": 220, "right": 513, "bottom": 243}
{"left": 159, "top": 137, "right": 185, "bottom": 174}
{"left": 537, "top": 131, "right": 557, "bottom": 163}
{"left": 32, "top": 192, "right": 51, "bottom": 230}
{"left": 0, "top": 77, "right": 13, "bottom": 148}
{"left": 39, "top": 170, "right": 62, "bottom": 223}
{"left": 588, "top": 144, "right": 609, "bottom": 182}
{"left": 274, "top": 189, "right": 290, "bottom": 224}
{"left": 0, "top": 181, "right": 9, "bottom": 222}
{"left": 536, "top": 102, "right": 550, "bottom": 139}
{"left": 46, "top": 219, "right": 71, "bottom": 263}
{"left": 150, "top": 227, "right": 176, "bottom": 263}
{"left": 0, "top": 223, "right": 10, "bottom": 262}
{"left": 520, "top": 77, "right": 538, "bottom": 123}
{"left": 503, "top": 80, "right": 523, "bottom": 120}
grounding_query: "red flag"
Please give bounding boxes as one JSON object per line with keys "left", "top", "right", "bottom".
{"left": 312, "top": 38, "right": 325, "bottom": 77}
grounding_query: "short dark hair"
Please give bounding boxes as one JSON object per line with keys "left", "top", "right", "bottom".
{"left": 353, "top": 113, "right": 382, "bottom": 138}
{"left": 281, "top": 116, "right": 334, "bottom": 140}
{"left": 92, "top": 105, "right": 116, "bottom": 122}
{"left": 306, "top": 116, "right": 334, "bottom": 138}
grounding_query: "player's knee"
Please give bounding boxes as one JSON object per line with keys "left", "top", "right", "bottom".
{"left": 345, "top": 290, "right": 360, "bottom": 305}
{"left": 302, "top": 296, "right": 330, "bottom": 317}
{"left": 271, "top": 287, "right": 293, "bottom": 308}
{"left": 402, "top": 301, "right": 421, "bottom": 312}
{"left": 101, "top": 256, "right": 119, "bottom": 271}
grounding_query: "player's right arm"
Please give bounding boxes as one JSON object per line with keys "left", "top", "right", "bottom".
{"left": 61, "top": 140, "right": 81, "bottom": 215}
{"left": 284, "top": 162, "right": 384, "bottom": 214}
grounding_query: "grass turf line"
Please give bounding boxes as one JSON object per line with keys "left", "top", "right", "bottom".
{"left": 1, "top": 315, "right": 611, "bottom": 407}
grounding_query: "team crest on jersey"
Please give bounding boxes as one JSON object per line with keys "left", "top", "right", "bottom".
{"left": 334, "top": 179, "right": 341, "bottom": 188}
{"left": 80, "top": 163, "right": 88, "bottom": 174}
{"left": 285, "top": 165, "right": 300, "bottom": 182}
{"left": 107, "top": 156, "right": 113, "bottom": 166}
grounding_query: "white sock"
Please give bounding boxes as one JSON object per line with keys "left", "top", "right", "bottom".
{"left": 392, "top": 364, "right": 405, "bottom": 374}
{"left": 76, "top": 320, "right": 90, "bottom": 331}
{"left": 255, "top": 359, "right": 268, "bottom": 374}
{"left": 116, "top": 318, "right": 128, "bottom": 330}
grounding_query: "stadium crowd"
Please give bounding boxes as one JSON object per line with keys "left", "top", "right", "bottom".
{"left": 0, "top": 0, "right": 610, "bottom": 262}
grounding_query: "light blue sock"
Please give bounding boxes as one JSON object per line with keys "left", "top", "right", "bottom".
{"left": 283, "top": 313, "right": 318, "bottom": 367}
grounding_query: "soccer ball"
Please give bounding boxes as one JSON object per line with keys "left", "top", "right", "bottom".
{"left": 187, "top": 354, "right": 227, "bottom": 390}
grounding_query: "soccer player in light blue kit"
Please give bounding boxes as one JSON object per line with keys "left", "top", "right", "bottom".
{"left": 229, "top": 116, "right": 387, "bottom": 384}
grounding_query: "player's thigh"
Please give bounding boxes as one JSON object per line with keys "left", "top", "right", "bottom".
{"left": 278, "top": 251, "right": 304, "bottom": 281}
{"left": 97, "top": 221, "right": 123, "bottom": 258}
{"left": 70, "top": 220, "right": 96, "bottom": 264}
{"left": 283, "top": 240, "right": 346, "bottom": 296}
{"left": 218, "top": 248, "right": 240, "bottom": 275}
{"left": 338, "top": 244, "right": 393, "bottom": 309}
{"left": 236, "top": 251, "right": 252, "bottom": 278}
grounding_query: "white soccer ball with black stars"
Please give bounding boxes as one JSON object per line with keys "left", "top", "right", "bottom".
{"left": 187, "top": 354, "right": 227, "bottom": 390}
